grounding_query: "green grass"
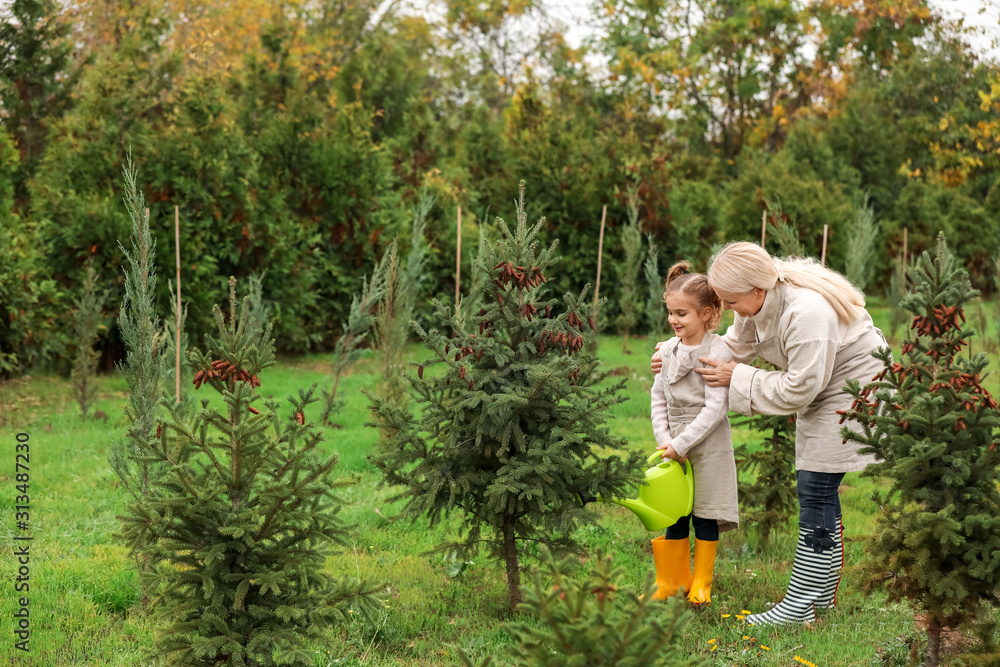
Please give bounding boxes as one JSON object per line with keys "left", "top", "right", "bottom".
{"left": 2, "top": 303, "right": 999, "bottom": 666}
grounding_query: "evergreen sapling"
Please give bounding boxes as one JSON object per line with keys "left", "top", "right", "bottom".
{"left": 367, "top": 181, "right": 646, "bottom": 609}
{"left": 616, "top": 186, "right": 643, "bottom": 353}
{"left": 122, "top": 278, "right": 382, "bottom": 667}
{"left": 492, "top": 548, "right": 706, "bottom": 667}
{"left": 731, "top": 413, "right": 798, "bottom": 544}
{"left": 72, "top": 256, "right": 107, "bottom": 417}
{"left": 841, "top": 235, "right": 1000, "bottom": 667}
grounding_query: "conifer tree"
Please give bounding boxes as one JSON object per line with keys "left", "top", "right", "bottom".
{"left": 495, "top": 548, "right": 706, "bottom": 667}
{"left": 616, "top": 186, "right": 643, "bottom": 353}
{"left": 110, "top": 154, "right": 166, "bottom": 501}
{"left": 845, "top": 196, "right": 879, "bottom": 293}
{"left": 320, "top": 261, "right": 388, "bottom": 425}
{"left": 736, "top": 198, "right": 800, "bottom": 543}
{"left": 367, "top": 181, "right": 646, "bottom": 609}
{"left": 732, "top": 413, "right": 797, "bottom": 544}
{"left": 121, "top": 278, "right": 382, "bottom": 666}
{"left": 841, "top": 235, "right": 1000, "bottom": 667}
{"left": 643, "top": 232, "right": 668, "bottom": 339}
{"left": 72, "top": 257, "right": 107, "bottom": 417}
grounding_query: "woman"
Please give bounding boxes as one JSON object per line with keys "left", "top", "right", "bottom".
{"left": 650, "top": 241, "right": 887, "bottom": 626}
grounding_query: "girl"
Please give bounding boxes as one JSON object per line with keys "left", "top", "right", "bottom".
{"left": 648, "top": 261, "right": 739, "bottom": 606}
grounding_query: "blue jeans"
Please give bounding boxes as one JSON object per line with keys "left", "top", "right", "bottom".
{"left": 797, "top": 469, "right": 844, "bottom": 552}
{"left": 664, "top": 514, "right": 719, "bottom": 542}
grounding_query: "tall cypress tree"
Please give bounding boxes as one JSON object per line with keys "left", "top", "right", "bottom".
{"left": 367, "top": 181, "right": 645, "bottom": 609}
{"left": 841, "top": 235, "right": 1000, "bottom": 667}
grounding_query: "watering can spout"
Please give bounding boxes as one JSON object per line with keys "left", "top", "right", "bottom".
{"left": 598, "top": 452, "right": 694, "bottom": 532}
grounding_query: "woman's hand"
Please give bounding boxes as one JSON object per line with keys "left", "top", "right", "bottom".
{"left": 694, "top": 358, "right": 738, "bottom": 387}
{"left": 650, "top": 341, "right": 664, "bottom": 374}
{"left": 657, "top": 443, "right": 686, "bottom": 463}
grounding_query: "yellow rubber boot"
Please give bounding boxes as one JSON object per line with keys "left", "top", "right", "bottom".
{"left": 687, "top": 539, "right": 718, "bottom": 606}
{"left": 650, "top": 536, "right": 692, "bottom": 600}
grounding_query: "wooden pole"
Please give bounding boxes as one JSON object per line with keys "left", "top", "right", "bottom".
{"left": 594, "top": 205, "right": 607, "bottom": 305}
{"left": 455, "top": 206, "right": 462, "bottom": 315}
{"left": 903, "top": 227, "right": 908, "bottom": 268}
{"left": 761, "top": 209, "right": 767, "bottom": 246}
{"left": 821, "top": 224, "right": 829, "bottom": 266}
{"left": 175, "top": 206, "right": 182, "bottom": 404}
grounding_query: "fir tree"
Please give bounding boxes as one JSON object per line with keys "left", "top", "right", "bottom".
{"left": 120, "top": 278, "right": 382, "bottom": 667}
{"left": 489, "top": 548, "right": 706, "bottom": 667}
{"left": 845, "top": 195, "right": 879, "bottom": 293}
{"left": 366, "top": 181, "right": 645, "bottom": 609}
{"left": 736, "top": 198, "right": 800, "bottom": 543}
{"left": 841, "top": 235, "right": 1000, "bottom": 667}
{"left": 764, "top": 198, "right": 804, "bottom": 258}
{"left": 72, "top": 256, "right": 107, "bottom": 417}
{"left": 732, "top": 413, "right": 798, "bottom": 544}
{"left": 616, "top": 186, "right": 643, "bottom": 353}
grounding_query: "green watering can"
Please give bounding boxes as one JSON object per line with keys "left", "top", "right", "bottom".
{"left": 599, "top": 451, "right": 694, "bottom": 531}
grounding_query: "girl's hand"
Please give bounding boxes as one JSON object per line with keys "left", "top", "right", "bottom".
{"left": 650, "top": 341, "right": 664, "bottom": 374}
{"left": 695, "top": 357, "right": 737, "bottom": 387}
{"left": 657, "top": 443, "right": 685, "bottom": 463}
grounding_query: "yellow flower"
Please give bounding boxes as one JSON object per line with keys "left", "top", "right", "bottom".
{"left": 710, "top": 645, "right": 718, "bottom": 652}
{"left": 722, "top": 614, "right": 731, "bottom": 618}
{"left": 735, "top": 614, "right": 745, "bottom": 620}
{"left": 741, "top": 609, "right": 752, "bottom": 614}
{"left": 794, "top": 657, "right": 819, "bottom": 667}
{"left": 708, "top": 638, "right": 717, "bottom": 644}
{"left": 762, "top": 645, "right": 771, "bottom": 650}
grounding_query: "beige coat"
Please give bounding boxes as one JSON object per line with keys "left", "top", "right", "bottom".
{"left": 651, "top": 334, "right": 739, "bottom": 533}
{"left": 724, "top": 282, "right": 886, "bottom": 473}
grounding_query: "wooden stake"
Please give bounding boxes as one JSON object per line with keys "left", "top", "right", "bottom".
{"left": 821, "top": 224, "right": 829, "bottom": 266}
{"left": 455, "top": 206, "right": 462, "bottom": 315}
{"left": 594, "top": 205, "right": 607, "bottom": 305}
{"left": 903, "top": 227, "right": 908, "bottom": 268}
{"left": 761, "top": 209, "right": 767, "bottom": 246}
{"left": 175, "top": 206, "right": 182, "bottom": 404}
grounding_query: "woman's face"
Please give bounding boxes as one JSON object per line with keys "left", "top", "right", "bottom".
{"left": 716, "top": 288, "right": 767, "bottom": 318}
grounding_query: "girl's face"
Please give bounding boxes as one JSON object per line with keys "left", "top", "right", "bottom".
{"left": 716, "top": 288, "right": 766, "bottom": 319}
{"left": 665, "top": 293, "right": 714, "bottom": 345}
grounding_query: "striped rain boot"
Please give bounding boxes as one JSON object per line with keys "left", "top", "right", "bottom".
{"left": 816, "top": 515, "right": 844, "bottom": 610}
{"left": 746, "top": 525, "right": 835, "bottom": 626}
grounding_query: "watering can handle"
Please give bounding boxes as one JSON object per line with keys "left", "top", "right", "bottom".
{"left": 646, "top": 450, "right": 692, "bottom": 472}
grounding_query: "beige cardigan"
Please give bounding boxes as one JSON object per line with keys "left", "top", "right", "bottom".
{"left": 723, "top": 283, "right": 886, "bottom": 473}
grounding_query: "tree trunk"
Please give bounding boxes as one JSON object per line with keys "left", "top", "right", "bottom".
{"left": 925, "top": 616, "right": 941, "bottom": 667}
{"left": 502, "top": 518, "right": 522, "bottom": 611}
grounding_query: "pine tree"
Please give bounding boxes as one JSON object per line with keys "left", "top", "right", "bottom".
{"left": 489, "top": 548, "right": 706, "bottom": 667}
{"left": 120, "top": 278, "right": 382, "bottom": 666}
{"left": 841, "top": 235, "right": 1000, "bottom": 667}
{"left": 71, "top": 257, "right": 107, "bottom": 417}
{"left": 616, "top": 186, "right": 643, "bottom": 353}
{"left": 366, "top": 181, "right": 646, "bottom": 610}
{"left": 731, "top": 413, "right": 798, "bottom": 544}
{"left": 764, "top": 198, "right": 804, "bottom": 258}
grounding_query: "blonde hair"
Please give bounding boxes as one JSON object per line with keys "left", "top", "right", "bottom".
{"left": 664, "top": 260, "right": 723, "bottom": 332}
{"left": 707, "top": 242, "right": 866, "bottom": 324}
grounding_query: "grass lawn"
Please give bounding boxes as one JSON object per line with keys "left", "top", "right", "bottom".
{"left": 2, "top": 300, "right": 999, "bottom": 666}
